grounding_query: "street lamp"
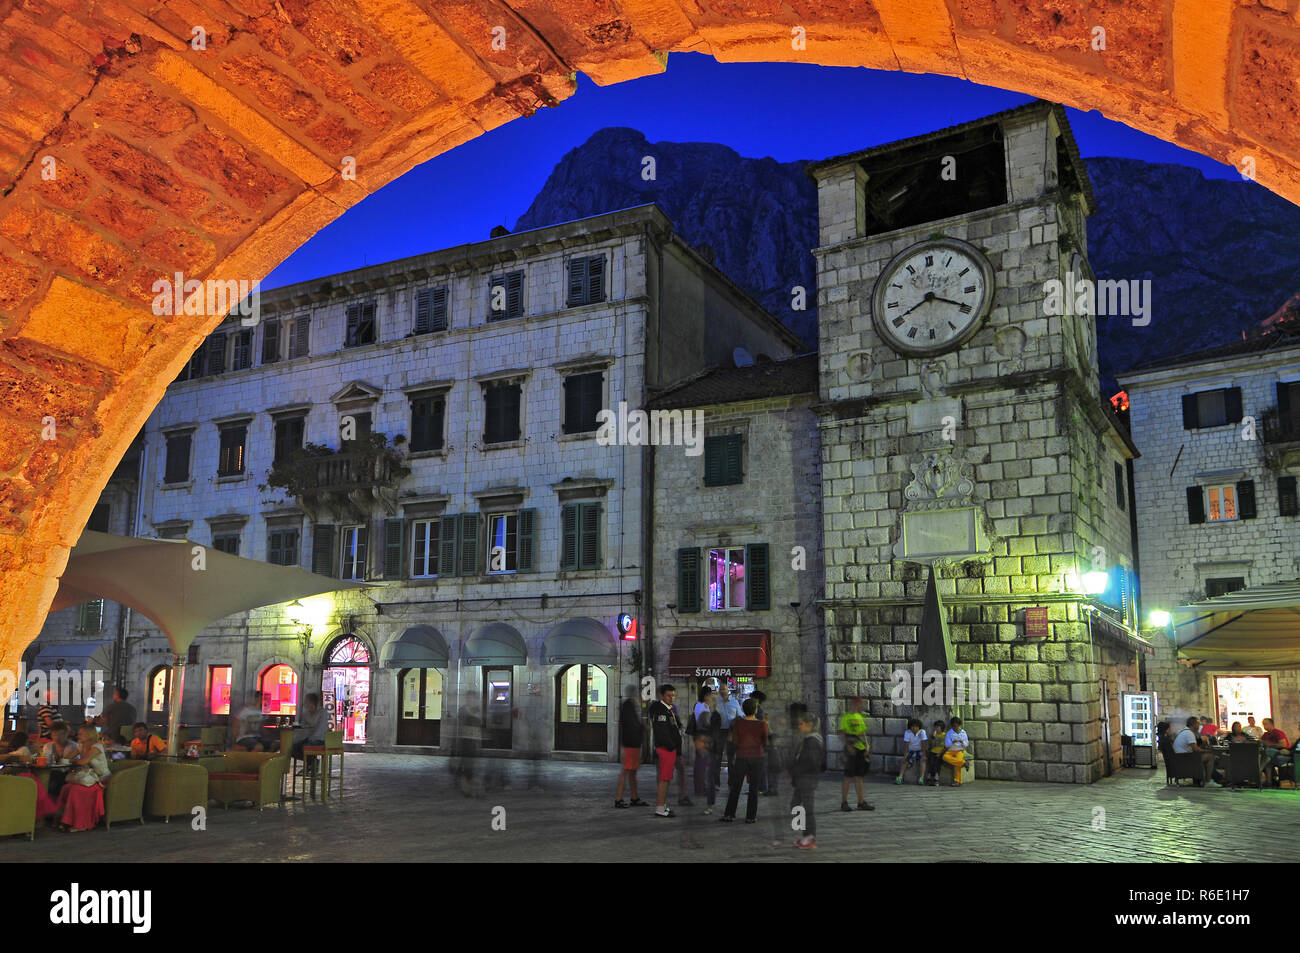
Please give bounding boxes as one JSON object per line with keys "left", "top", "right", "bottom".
{"left": 1148, "top": 609, "right": 1171, "bottom": 628}
{"left": 1082, "top": 571, "right": 1109, "bottom": 595}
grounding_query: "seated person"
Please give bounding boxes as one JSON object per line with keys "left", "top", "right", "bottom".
{"left": 1172, "top": 716, "right": 1223, "bottom": 787}
{"left": 1244, "top": 717, "right": 1263, "bottom": 740}
{"left": 292, "top": 693, "right": 329, "bottom": 764}
{"left": 1199, "top": 717, "right": 1219, "bottom": 740}
{"left": 233, "top": 692, "right": 276, "bottom": 751}
{"left": 1260, "top": 717, "right": 1291, "bottom": 782}
{"left": 1, "top": 732, "right": 59, "bottom": 820}
{"left": 1226, "top": 721, "right": 1251, "bottom": 744}
{"left": 54, "top": 725, "right": 111, "bottom": 832}
{"left": 942, "top": 716, "right": 971, "bottom": 787}
{"left": 128, "top": 723, "right": 166, "bottom": 759}
{"left": 0, "top": 731, "right": 32, "bottom": 764}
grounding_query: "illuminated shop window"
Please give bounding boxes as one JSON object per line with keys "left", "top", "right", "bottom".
{"left": 149, "top": 666, "right": 170, "bottom": 714}
{"left": 708, "top": 547, "right": 746, "bottom": 610}
{"left": 260, "top": 664, "right": 299, "bottom": 716}
{"left": 208, "top": 665, "right": 232, "bottom": 716}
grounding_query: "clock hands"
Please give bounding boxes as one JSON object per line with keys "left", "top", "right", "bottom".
{"left": 896, "top": 290, "right": 968, "bottom": 319}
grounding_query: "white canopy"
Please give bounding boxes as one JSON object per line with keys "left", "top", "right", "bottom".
{"left": 1171, "top": 580, "right": 1300, "bottom": 669}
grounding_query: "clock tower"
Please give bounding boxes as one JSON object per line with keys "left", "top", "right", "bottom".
{"left": 809, "top": 102, "right": 1143, "bottom": 784}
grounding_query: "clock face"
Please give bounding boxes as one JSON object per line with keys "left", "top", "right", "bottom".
{"left": 1069, "top": 252, "right": 1095, "bottom": 369}
{"left": 872, "top": 239, "right": 995, "bottom": 356}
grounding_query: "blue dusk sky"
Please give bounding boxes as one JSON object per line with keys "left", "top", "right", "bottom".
{"left": 264, "top": 53, "right": 1238, "bottom": 289}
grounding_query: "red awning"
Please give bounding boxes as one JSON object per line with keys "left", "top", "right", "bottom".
{"left": 667, "top": 631, "right": 771, "bottom": 678}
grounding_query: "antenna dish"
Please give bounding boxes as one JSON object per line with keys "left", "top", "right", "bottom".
{"left": 733, "top": 347, "right": 755, "bottom": 368}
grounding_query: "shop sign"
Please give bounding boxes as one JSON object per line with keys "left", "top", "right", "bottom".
{"left": 1024, "top": 607, "right": 1049, "bottom": 639}
{"left": 694, "top": 667, "right": 733, "bottom": 677}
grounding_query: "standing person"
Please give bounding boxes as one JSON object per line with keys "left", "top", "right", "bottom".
{"left": 790, "top": 710, "right": 823, "bottom": 849}
{"left": 839, "top": 697, "right": 874, "bottom": 811}
{"left": 752, "top": 690, "right": 776, "bottom": 795}
{"left": 670, "top": 694, "right": 692, "bottom": 806}
{"left": 94, "top": 688, "right": 135, "bottom": 746}
{"left": 649, "top": 684, "right": 682, "bottom": 818}
{"left": 895, "top": 718, "right": 927, "bottom": 784}
{"left": 714, "top": 682, "right": 743, "bottom": 791}
{"left": 37, "top": 691, "right": 60, "bottom": 741}
{"left": 615, "top": 685, "right": 649, "bottom": 808}
{"left": 720, "top": 697, "right": 768, "bottom": 823}
{"left": 942, "top": 717, "right": 972, "bottom": 786}
{"left": 693, "top": 692, "right": 720, "bottom": 814}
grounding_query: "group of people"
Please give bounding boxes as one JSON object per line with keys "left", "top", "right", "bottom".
{"left": 0, "top": 721, "right": 113, "bottom": 831}
{"left": 615, "top": 686, "right": 972, "bottom": 849}
{"left": 1162, "top": 714, "right": 1299, "bottom": 787}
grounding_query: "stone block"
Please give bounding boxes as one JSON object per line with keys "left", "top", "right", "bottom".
{"left": 988, "top": 721, "right": 1016, "bottom": 740}
{"left": 1044, "top": 722, "right": 1072, "bottom": 742}
{"left": 1060, "top": 744, "right": 1089, "bottom": 764}
{"left": 1017, "top": 761, "right": 1046, "bottom": 782}
{"left": 1001, "top": 701, "right": 1028, "bottom": 721}
{"left": 1030, "top": 702, "right": 1059, "bottom": 722}
{"left": 988, "top": 760, "right": 1018, "bottom": 780}
{"left": 1046, "top": 763, "right": 1076, "bottom": 783}
{"left": 1016, "top": 721, "right": 1045, "bottom": 741}
{"left": 1030, "top": 742, "right": 1061, "bottom": 762}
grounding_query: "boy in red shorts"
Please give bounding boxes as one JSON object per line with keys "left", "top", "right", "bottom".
{"left": 649, "top": 684, "right": 682, "bottom": 817}
{"left": 615, "top": 684, "right": 649, "bottom": 808}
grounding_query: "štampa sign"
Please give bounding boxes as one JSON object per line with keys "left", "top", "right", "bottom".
{"left": 694, "top": 667, "right": 735, "bottom": 678}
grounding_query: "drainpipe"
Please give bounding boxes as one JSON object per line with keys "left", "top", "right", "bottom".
{"left": 113, "top": 442, "right": 148, "bottom": 689}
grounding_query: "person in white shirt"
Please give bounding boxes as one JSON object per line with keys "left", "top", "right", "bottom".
{"left": 1172, "top": 716, "right": 1221, "bottom": 787}
{"left": 54, "top": 724, "right": 111, "bottom": 831}
{"left": 895, "top": 718, "right": 928, "bottom": 785}
{"left": 943, "top": 717, "right": 971, "bottom": 786}
{"left": 292, "top": 693, "right": 329, "bottom": 761}
{"left": 712, "top": 683, "right": 744, "bottom": 793}
{"left": 1244, "top": 716, "right": 1263, "bottom": 740}
{"left": 234, "top": 691, "right": 272, "bottom": 751}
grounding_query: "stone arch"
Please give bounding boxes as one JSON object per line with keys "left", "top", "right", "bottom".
{"left": 2, "top": 1, "right": 1298, "bottom": 668}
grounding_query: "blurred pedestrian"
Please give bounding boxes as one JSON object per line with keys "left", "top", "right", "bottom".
{"left": 650, "top": 684, "right": 682, "bottom": 818}
{"left": 615, "top": 685, "right": 649, "bottom": 808}
{"left": 720, "top": 697, "right": 767, "bottom": 823}
{"left": 839, "top": 696, "right": 874, "bottom": 811}
{"left": 790, "top": 710, "right": 823, "bottom": 849}
{"left": 693, "top": 691, "right": 720, "bottom": 813}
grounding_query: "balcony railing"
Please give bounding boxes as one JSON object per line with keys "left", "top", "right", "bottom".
{"left": 300, "top": 450, "right": 396, "bottom": 493}
{"left": 1261, "top": 409, "right": 1300, "bottom": 445}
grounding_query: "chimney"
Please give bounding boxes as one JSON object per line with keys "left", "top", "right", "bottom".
{"left": 490, "top": 225, "right": 511, "bottom": 238}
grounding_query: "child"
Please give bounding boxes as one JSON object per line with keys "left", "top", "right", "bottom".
{"left": 789, "top": 711, "right": 823, "bottom": 849}
{"left": 895, "top": 717, "right": 927, "bottom": 784}
{"left": 943, "top": 716, "right": 971, "bottom": 787}
{"left": 925, "top": 720, "right": 947, "bottom": 786}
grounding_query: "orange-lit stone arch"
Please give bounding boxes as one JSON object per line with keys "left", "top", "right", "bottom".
{"left": 1, "top": 0, "right": 1298, "bottom": 665}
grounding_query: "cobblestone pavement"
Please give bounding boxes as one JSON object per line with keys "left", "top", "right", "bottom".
{"left": 3, "top": 755, "right": 1299, "bottom": 862}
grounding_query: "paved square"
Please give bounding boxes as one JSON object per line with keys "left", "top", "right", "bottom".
{"left": 3, "top": 756, "right": 1298, "bottom": 862}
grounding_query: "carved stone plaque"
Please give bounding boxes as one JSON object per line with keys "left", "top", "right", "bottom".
{"left": 896, "top": 506, "right": 983, "bottom": 562}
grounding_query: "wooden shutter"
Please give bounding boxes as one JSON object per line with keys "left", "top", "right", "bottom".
{"left": 235, "top": 329, "right": 252, "bottom": 369}
{"left": 746, "top": 543, "right": 771, "bottom": 610}
{"left": 677, "top": 547, "right": 701, "bottom": 613}
{"left": 1225, "top": 387, "right": 1243, "bottom": 424}
{"left": 207, "top": 333, "right": 227, "bottom": 375}
{"left": 567, "top": 257, "right": 588, "bottom": 306}
{"left": 1237, "top": 479, "right": 1257, "bottom": 519}
{"left": 292, "top": 316, "right": 310, "bottom": 358}
{"left": 414, "top": 289, "right": 432, "bottom": 334}
{"left": 563, "top": 376, "right": 579, "bottom": 434}
{"left": 724, "top": 433, "right": 743, "bottom": 484}
{"left": 502, "top": 383, "right": 521, "bottom": 441}
{"left": 439, "top": 514, "right": 459, "bottom": 577}
{"left": 1186, "top": 487, "right": 1205, "bottom": 524}
{"left": 1280, "top": 382, "right": 1293, "bottom": 418}
{"left": 560, "top": 504, "right": 578, "bottom": 570}
{"left": 262, "top": 320, "right": 280, "bottom": 364}
{"left": 507, "top": 271, "right": 523, "bottom": 316}
{"left": 586, "top": 255, "right": 604, "bottom": 303}
{"left": 383, "top": 518, "right": 404, "bottom": 579}
{"left": 459, "top": 513, "right": 480, "bottom": 576}
{"left": 579, "top": 502, "right": 600, "bottom": 570}
{"left": 517, "top": 508, "right": 537, "bottom": 572}
{"left": 704, "top": 435, "right": 724, "bottom": 486}
{"left": 312, "top": 524, "right": 335, "bottom": 575}
{"left": 1181, "top": 394, "right": 1199, "bottom": 430}
{"left": 431, "top": 287, "right": 448, "bottom": 331}
{"left": 1279, "top": 476, "right": 1298, "bottom": 517}
{"left": 269, "top": 531, "right": 283, "bottom": 566}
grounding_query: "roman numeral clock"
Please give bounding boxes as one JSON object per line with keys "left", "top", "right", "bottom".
{"left": 871, "top": 237, "right": 995, "bottom": 356}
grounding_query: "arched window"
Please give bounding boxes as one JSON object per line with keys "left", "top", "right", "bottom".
{"left": 260, "top": 664, "right": 299, "bottom": 716}
{"left": 322, "top": 636, "right": 371, "bottom": 744}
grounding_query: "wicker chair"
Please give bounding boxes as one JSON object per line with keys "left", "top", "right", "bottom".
{"left": 0, "top": 775, "right": 37, "bottom": 840}
{"left": 102, "top": 761, "right": 149, "bottom": 828}
{"left": 145, "top": 761, "right": 209, "bottom": 822}
{"left": 207, "top": 752, "right": 289, "bottom": 810}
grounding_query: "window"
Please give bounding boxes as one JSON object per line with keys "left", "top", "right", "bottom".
{"left": 1206, "top": 577, "right": 1246, "bottom": 599}
{"left": 488, "top": 270, "right": 524, "bottom": 321}
{"left": 704, "top": 433, "right": 744, "bottom": 486}
{"left": 163, "top": 431, "right": 192, "bottom": 484}
{"left": 410, "top": 394, "right": 446, "bottom": 452}
{"left": 260, "top": 664, "right": 298, "bottom": 716}
{"left": 411, "top": 519, "right": 440, "bottom": 578}
{"left": 1182, "top": 387, "right": 1243, "bottom": 429}
{"left": 566, "top": 255, "right": 606, "bottom": 307}
{"left": 339, "top": 411, "right": 372, "bottom": 444}
{"left": 212, "top": 532, "right": 240, "bottom": 555}
{"left": 208, "top": 665, "right": 232, "bottom": 716}
{"left": 261, "top": 319, "right": 281, "bottom": 365}
{"left": 708, "top": 547, "right": 746, "bottom": 610}
{"left": 487, "top": 513, "right": 518, "bottom": 574}
{"left": 230, "top": 329, "right": 253, "bottom": 371}
{"left": 1281, "top": 476, "right": 1298, "bottom": 517}
{"left": 560, "top": 503, "right": 600, "bottom": 571}
{"left": 207, "top": 332, "right": 227, "bottom": 375}
{"left": 563, "top": 372, "right": 603, "bottom": 434}
{"left": 483, "top": 382, "right": 522, "bottom": 444}
{"left": 149, "top": 666, "right": 171, "bottom": 714}
{"left": 268, "top": 528, "right": 299, "bottom": 567}
{"left": 76, "top": 600, "right": 104, "bottom": 633}
{"left": 345, "top": 301, "right": 377, "bottom": 348}
{"left": 274, "top": 416, "right": 305, "bottom": 464}
{"left": 1188, "top": 480, "right": 1256, "bottom": 524}
{"left": 286, "top": 315, "right": 310, "bottom": 359}
{"left": 217, "top": 423, "right": 247, "bottom": 476}
{"left": 340, "top": 525, "right": 367, "bottom": 580}
{"left": 312, "top": 524, "right": 335, "bottom": 576}
{"left": 415, "top": 287, "right": 448, "bottom": 334}
{"left": 1114, "top": 461, "right": 1125, "bottom": 510}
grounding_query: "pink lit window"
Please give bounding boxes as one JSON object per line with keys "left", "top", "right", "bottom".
{"left": 208, "top": 665, "right": 232, "bottom": 716}
{"left": 707, "top": 547, "right": 746, "bottom": 611}
{"left": 260, "top": 664, "right": 298, "bottom": 716}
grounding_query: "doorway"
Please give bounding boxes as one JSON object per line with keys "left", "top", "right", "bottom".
{"left": 397, "top": 668, "right": 443, "bottom": 746}
{"left": 554, "top": 664, "right": 608, "bottom": 752}
{"left": 322, "top": 636, "right": 371, "bottom": 744}
{"left": 1214, "top": 676, "right": 1273, "bottom": 731}
{"left": 1099, "top": 677, "right": 1112, "bottom": 777}
{"left": 482, "top": 668, "right": 513, "bottom": 750}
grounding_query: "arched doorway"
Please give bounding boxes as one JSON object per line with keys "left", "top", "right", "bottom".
{"left": 554, "top": 664, "right": 609, "bottom": 753}
{"left": 259, "top": 663, "right": 299, "bottom": 720}
{"left": 322, "top": 636, "right": 372, "bottom": 744}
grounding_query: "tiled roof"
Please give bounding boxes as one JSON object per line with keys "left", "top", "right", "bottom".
{"left": 648, "top": 353, "right": 819, "bottom": 409}
{"left": 1123, "top": 316, "right": 1300, "bottom": 375}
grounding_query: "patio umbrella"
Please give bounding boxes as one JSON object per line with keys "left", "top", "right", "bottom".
{"left": 1170, "top": 580, "right": 1300, "bottom": 670}
{"left": 50, "top": 531, "right": 365, "bottom": 755}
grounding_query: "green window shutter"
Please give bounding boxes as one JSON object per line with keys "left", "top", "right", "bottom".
{"left": 567, "top": 258, "right": 588, "bottom": 306}
{"left": 439, "top": 514, "right": 459, "bottom": 576}
{"left": 311, "top": 524, "right": 335, "bottom": 576}
{"left": 578, "top": 502, "right": 601, "bottom": 570}
{"left": 678, "top": 547, "right": 701, "bottom": 613}
{"left": 560, "top": 504, "right": 578, "bottom": 571}
{"left": 704, "top": 435, "right": 724, "bottom": 486}
{"left": 517, "top": 508, "right": 537, "bottom": 572}
{"left": 1280, "top": 476, "right": 1298, "bottom": 517}
{"left": 383, "top": 518, "right": 404, "bottom": 579}
{"left": 261, "top": 320, "right": 280, "bottom": 364}
{"left": 1237, "top": 480, "right": 1257, "bottom": 520}
{"left": 745, "top": 543, "right": 771, "bottom": 610}
{"left": 459, "top": 513, "right": 480, "bottom": 576}
{"left": 1186, "top": 487, "right": 1205, "bottom": 524}
{"left": 587, "top": 255, "right": 605, "bottom": 303}
{"left": 414, "top": 289, "right": 432, "bottom": 334}
{"left": 724, "top": 433, "right": 744, "bottom": 484}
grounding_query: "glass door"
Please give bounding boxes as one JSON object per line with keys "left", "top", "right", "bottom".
{"left": 396, "top": 668, "right": 443, "bottom": 746}
{"left": 554, "top": 664, "right": 608, "bottom": 752}
{"left": 482, "top": 669, "right": 513, "bottom": 750}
